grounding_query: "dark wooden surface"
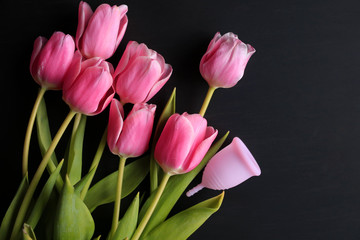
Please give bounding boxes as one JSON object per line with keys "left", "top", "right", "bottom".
{"left": 1, "top": 0, "right": 360, "bottom": 239}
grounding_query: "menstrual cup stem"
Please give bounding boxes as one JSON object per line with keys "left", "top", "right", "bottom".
{"left": 186, "top": 184, "right": 204, "bottom": 197}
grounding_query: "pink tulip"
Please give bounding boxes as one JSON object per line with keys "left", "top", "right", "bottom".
{"left": 62, "top": 51, "right": 115, "bottom": 115}
{"left": 76, "top": 1, "right": 128, "bottom": 59}
{"left": 107, "top": 99, "right": 156, "bottom": 158}
{"left": 113, "top": 41, "right": 173, "bottom": 104}
{"left": 186, "top": 137, "right": 261, "bottom": 197}
{"left": 200, "top": 32, "right": 255, "bottom": 88}
{"left": 30, "top": 31, "right": 75, "bottom": 90}
{"left": 154, "top": 113, "right": 218, "bottom": 175}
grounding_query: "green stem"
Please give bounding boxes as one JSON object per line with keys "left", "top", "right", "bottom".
{"left": 110, "top": 156, "right": 127, "bottom": 239}
{"left": 10, "top": 110, "right": 76, "bottom": 240}
{"left": 80, "top": 127, "right": 108, "bottom": 200}
{"left": 22, "top": 87, "right": 47, "bottom": 177}
{"left": 71, "top": 112, "right": 82, "bottom": 137}
{"left": 199, "top": 86, "right": 217, "bottom": 117}
{"left": 131, "top": 173, "right": 171, "bottom": 240}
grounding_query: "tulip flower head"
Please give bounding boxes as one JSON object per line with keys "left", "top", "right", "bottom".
{"left": 186, "top": 137, "right": 261, "bottom": 197}
{"left": 200, "top": 32, "right": 255, "bottom": 88}
{"left": 76, "top": 1, "right": 128, "bottom": 59}
{"left": 107, "top": 99, "right": 156, "bottom": 158}
{"left": 30, "top": 31, "right": 75, "bottom": 90}
{"left": 154, "top": 113, "right": 218, "bottom": 175}
{"left": 113, "top": 41, "right": 173, "bottom": 104}
{"left": 62, "top": 51, "right": 115, "bottom": 115}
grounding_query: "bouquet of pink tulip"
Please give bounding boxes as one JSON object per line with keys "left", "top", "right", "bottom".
{"left": 0, "top": 2, "right": 261, "bottom": 240}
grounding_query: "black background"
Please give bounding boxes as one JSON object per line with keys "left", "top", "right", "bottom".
{"left": 1, "top": 0, "right": 360, "bottom": 239}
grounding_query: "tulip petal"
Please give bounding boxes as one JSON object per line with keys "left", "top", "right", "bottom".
{"left": 182, "top": 127, "right": 218, "bottom": 173}
{"left": 205, "top": 32, "right": 222, "bottom": 53}
{"left": 242, "top": 44, "right": 256, "bottom": 69}
{"left": 155, "top": 114, "right": 194, "bottom": 174}
{"left": 30, "top": 36, "right": 47, "bottom": 80}
{"left": 181, "top": 114, "right": 208, "bottom": 167}
{"left": 107, "top": 99, "right": 124, "bottom": 155}
{"left": 64, "top": 66, "right": 113, "bottom": 114}
{"left": 143, "top": 63, "right": 173, "bottom": 103}
{"left": 79, "top": 57, "right": 114, "bottom": 76}
{"left": 117, "top": 104, "right": 156, "bottom": 157}
{"left": 62, "top": 51, "right": 82, "bottom": 92}
{"left": 114, "top": 41, "right": 137, "bottom": 77}
{"left": 115, "top": 5, "right": 128, "bottom": 50}
{"left": 115, "top": 57, "right": 162, "bottom": 103}
{"left": 113, "top": 41, "right": 149, "bottom": 77}
{"left": 81, "top": 4, "right": 125, "bottom": 59}
{"left": 153, "top": 51, "right": 166, "bottom": 70}
{"left": 37, "top": 33, "right": 75, "bottom": 89}
{"left": 100, "top": 59, "right": 114, "bottom": 74}
{"left": 183, "top": 113, "right": 207, "bottom": 146}
{"left": 202, "top": 39, "right": 237, "bottom": 84}
{"left": 202, "top": 32, "right": 228, "bottom": 62}
{"left": 246, "top": 44, "right": 256, "bottom": 56}
{"left": 76, "top": 1, "right": 93, "bottom": 50}
{"left": 89, "top": 84, "right": 115, "bottom": 116}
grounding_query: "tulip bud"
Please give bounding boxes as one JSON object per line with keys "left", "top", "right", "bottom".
{"left": 186, "top": 137, "right": 261, "bottom": 197}
{"left": 200, "top": 32, "right": 255, "bottom": 88}
{"left": 62, "top": 51, "right": 115, "bottom": 115}
{"left": 154, "top": 113, "right": 218, "bottom": 175}
{"left": 30, "top": 31, "right": 75, "bottom": 90}
{"left": 113, "top": 41, "right": 173, "bottom": 104}
{"left": 107, "top": 99, "right": 156, "bottom": 158}
{"left": 76, "top": 1, "right": 128, "bottom": 59}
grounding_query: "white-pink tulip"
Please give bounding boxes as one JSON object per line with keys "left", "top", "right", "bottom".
{"left": 186, "top": 137, "right": 261, "bottom": 197}
{"left": 200, "top": 32, "right": 255, "bottom": 88}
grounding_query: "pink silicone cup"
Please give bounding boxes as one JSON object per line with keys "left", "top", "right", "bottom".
{"left": 186, "top": 137, "right": 261, "bottom": 197}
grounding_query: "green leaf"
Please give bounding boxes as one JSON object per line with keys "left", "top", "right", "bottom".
{"left": 93, "top": 236, "right": 101, "bottom": 240}
{"left": 74, "top": 167, "right": 96, "bottom": 196}
{"left": 111, "top": 193, "right": 140, "bottom": 240}
{"left": 53, "top": 176, "right": 94, "bottom": 240}
{"left": 33, "top": 192, "right": 57, "bottom": 240}
{"left": 0, "top": 174, "right": 29, "bottom": 240}
{"left": 139, "top": 132, "right": 229, "bottom": 236}
{"left": 36, "top": 98, "right": 64, "bottom": 192}
{"left": 36, "top": 98, "right": 58, "bottom": 169}
{"left": 85, "top": 155, "right": 149, "bottom": 212}
{"left": 23, "top": 224, "right": 37, "bottom": 240}
{"left": 150, "top": 88, "right": 176, "bottom": 192}
{"left": 67, "top": 114, "right": 86, "bottom": 184}
{"left": 80, "top": 127, "right": 108, "bottom": 200}
{"left": 141, "top": 192, "right": 224, "bottom": 240}
{"left": 26, "top": 160, "right": 64, "bottom": 229}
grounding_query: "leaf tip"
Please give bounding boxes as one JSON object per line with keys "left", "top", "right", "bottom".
{"left": 211, "top": 191, "right": 225, "bottom": 210}
{"left": 58, "top": 159, "right": 65, "bottom": 167}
